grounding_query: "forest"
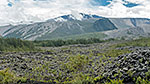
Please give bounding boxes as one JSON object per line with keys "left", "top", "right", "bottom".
{"left": 0, "top": 38, "right": 35, "bottom": 51}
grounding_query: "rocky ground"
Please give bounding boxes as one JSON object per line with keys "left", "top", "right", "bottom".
{"left": 0, "top": 42, "right": 150, "bottom": 84}
{"left": 99, "top": 49, "right": 150, "bottom": 84}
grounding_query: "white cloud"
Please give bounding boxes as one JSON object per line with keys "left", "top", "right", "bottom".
{"left": 94, "top": 0, "right": 150, "bottom": 18}
{"left": 0, "top": 0, "right": 93, "bottom": 25}
{"left": 124, "top": 0, "right": 145, "bottom": 4}
{"left": 0, "top": 0, "right": 149, "bottom": 26}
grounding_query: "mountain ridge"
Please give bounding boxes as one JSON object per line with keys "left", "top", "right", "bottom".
{"left": 0, "top": 13, "right": 150, "bottom": 40}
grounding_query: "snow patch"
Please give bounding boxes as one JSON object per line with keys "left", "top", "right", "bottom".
{"left": 54, "top": 17, "right": 67, "bottom": 22}
{"left": 71, "top": 11, "right": 83, "bottom": 20}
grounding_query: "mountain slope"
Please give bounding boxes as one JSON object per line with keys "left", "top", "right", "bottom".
{"left": 0, "top": 13, "right": 109, "bottom": 40}
{"left": 0, "top": 13, "right": 150, "bottom": 40}
{"left": 109, "top": 18, "right": 150, "bottom": 30}
{"left": 104, "top": 18, "right": 150, "bottom": 39}
{"left": 104, "top": 27, "right": 147, "bottom": 39}
{"left": 93, "top": 18, "right": 117, "bottom": 31}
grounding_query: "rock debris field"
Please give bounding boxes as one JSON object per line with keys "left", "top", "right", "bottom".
{"left": 0, "top": 43, "right": 150, "bottom": 84}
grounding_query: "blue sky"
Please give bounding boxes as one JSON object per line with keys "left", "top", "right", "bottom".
{"left": 7, "top": 0, "right": 140, "bottom": 8}
{"left": 92, "top": 0, "right": 140, "bottom": 7}
{"left": 92, "top": 0, "right": 112, "bottom": 6}
{"left": 0, "top": 0, "right": 149, "bottom": 25}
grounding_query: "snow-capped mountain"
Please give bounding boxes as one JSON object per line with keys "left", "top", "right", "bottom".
{"left": 0, "top": 13, "right": 104, "bottom": 40}
{"left": 52, "top": 13, "right": 102, "bottom": 22}
{"left": 0, "top": 13, "right": 150, "bottom": 40}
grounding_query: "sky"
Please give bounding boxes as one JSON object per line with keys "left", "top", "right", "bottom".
{"left": 0, "top": 0, "right": 149, "bottom": 25}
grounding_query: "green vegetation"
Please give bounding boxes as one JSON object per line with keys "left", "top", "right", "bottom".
{"left": 0, "top": 38, "right": 36, "bottom": 51}
{"left": 2, "top": 37, "right": 150, "bottom": 52}
{"left": 105, "top": 79, "right": 123, "bottom": 84}
{"left": 0, "top": 68, "right": 27, "bottom": 84}
{"left": 1, "top": 67, "right": 149, "bottom": 84}
{"left": 34, "top": 38, "right": 115, "bottom": 47}
{"left": 34, "top": 38, "right": 103, "bottom": 47}
{"left": 136, "top": 77, "right": 150, "bottom": 84}
{"left": 0, "top": 37, "right": 150, "bottom": 83}
{"left": 34, "top": 37, "right": 150, "bottom": 47}
{"left": 0, "top": 37, "right": 115, "bottom": 51}
{"left": 114, "top": 37, "right": 150, "bottom": 47}
{"left": 0, "top": 68, "right": 17, "bottom": 83}
{"left": 49, "top": 32, "right": 107, "bottom": 40}
{"left": 61, "top": 55, "right": 89, "bottom": 72}
{"left": 98, "top": 49, "right": 131, "bottom": 57}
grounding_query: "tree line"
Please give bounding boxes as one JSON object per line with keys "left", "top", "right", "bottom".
{"left": 0, "top": 37, "right": 116, "bottom": 51}
{"left": 34, "top": 38, "right": 115, "bottom": 47}
{"left": 0, "top": 38, "right": 35, "bottom": 51}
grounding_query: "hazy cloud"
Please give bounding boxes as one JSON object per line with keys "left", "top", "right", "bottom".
{"left": 0, "top": 0, "right": 149, "bottom": 25}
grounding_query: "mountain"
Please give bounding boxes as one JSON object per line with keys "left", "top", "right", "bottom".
{"left": 53, "top": 13, "right": 103, "bottom": 21}
{"left": 93, "top": 18, "right": 117, "bottom": 31}
{"left": 0, "top": 13, "right": 112, "bottom": 40}
{"left": 0, "top": 25, "right": 13, "bottom": 36}
{"left": 0, "top": 13, "right": 150, "bottom": 40}
{"left": 104, "top": 18, "right": 150, "bottom": 39}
